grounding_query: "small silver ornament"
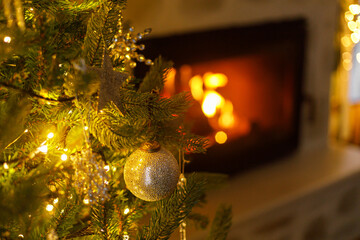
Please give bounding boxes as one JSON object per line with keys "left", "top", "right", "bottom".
{"left": 109, "top": 13, "right": 153, "bottom": 68}
{"left": 124, "top": 142, "right": 180, "bottom": 201}
{"left": 71, "top": 149, "right": 110, "bottom": 203}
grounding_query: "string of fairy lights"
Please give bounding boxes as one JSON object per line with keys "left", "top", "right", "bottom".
{"left": 1, "top": 30, "right": 149, "bottom": 240}
{"left": 2, "top": 124, "right": 131, "bottom": 239}
{"left": 341, "top": 2, "right": 360, "bottom": 71}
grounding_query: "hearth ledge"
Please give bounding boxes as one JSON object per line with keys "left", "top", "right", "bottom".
{"left": 189, "top": 145, "right": 360, "bottom": 240}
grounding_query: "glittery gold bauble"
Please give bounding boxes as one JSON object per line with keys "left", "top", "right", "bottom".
{"left": 124, "top": 143, "right": 180, "bottom": 201}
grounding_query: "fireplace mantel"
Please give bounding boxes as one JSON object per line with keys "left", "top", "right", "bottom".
{"left": 186, "top": 145, "right": 360, "bottom": 239}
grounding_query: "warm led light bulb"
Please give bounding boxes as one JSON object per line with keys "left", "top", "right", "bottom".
{"left": 3, "top": 36, "right": 11, "bottom": 43}
{"left": 124, "top": 208, "right": 130, "bottom": 215}
{"left": 356, "top": 53, "right": 360, "bottom": 64}
{"left": 351, "top": 32, "right": 360, "bottom": 43}
{"left": 3, "top": 163, "right": 9, "bottom": 169}
{"left": 350, "top": 4, "right": 360, "bottom": 15}
{"left": 38, "top": 145, "right": 48, "bottom": 153}
{"left": 84, "top": 126, "right": 89, "bottom": 131}
{"left": 53, "top": 198, "right": 59, "bottom": 204}
{"left": 24, "top": 129, "right": 29, "bottom": 133}
{"left": 47, "top": 132, "right": 54, "bottom": 139}
{"left": 61, "top": 154, "right": 68, "bottom": 161}
{"left": 341, "top": 36, "right": 352, "bottom": 47}
{"left": 104, "top": 165, "right": 110, "bottom": 172}
{"left": 83, "top": 199, "right": 90, "bottom": 205}
{"left": 348, "top": 21, "right": 357, "bottom": 32}
{"left": 46, "top": 204, "right": 54, "bottom": 212}
{"left": 345, "top": 11, "right": 354, "bottom": 21}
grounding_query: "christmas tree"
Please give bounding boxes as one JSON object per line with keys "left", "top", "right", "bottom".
{"left": 0, "top": 0, "right": 232, "bottom": 239}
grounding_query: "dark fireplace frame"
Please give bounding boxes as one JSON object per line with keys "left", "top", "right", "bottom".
{"left": 137, "top": 19, "right": 307, "bottom": 175}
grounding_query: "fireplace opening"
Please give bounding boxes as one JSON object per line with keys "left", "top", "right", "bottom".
{"left": 136, "top": 19, "right": 307, "bottom": 175}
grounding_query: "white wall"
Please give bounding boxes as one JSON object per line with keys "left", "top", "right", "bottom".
{"left": 125, "top": 0, "right": 339, "bottom": 150}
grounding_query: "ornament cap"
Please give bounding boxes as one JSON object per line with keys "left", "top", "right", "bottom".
{"left": 140, "top": 141, "right": 161, "bottom": 152}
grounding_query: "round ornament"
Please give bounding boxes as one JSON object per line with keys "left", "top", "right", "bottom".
{"left": 124, "top": 142, "right": 180, "bottom": 201}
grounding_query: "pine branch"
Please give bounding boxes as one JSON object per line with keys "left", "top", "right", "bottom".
{"left": 160, "top": 126, "right": 209, "bottom": 154}
{"left": 91, "top": 200, "right": 118, "bottom": 240}
{"left": 84, "top": 0, "right": 124, "bottom": 66}
{"left": 53, "top": 200, "right": 83, "bottom": 238}
{"left": 89, "top": 89, "right": 194, "bottom": 152}
{"left": 64, "top": 225, "right": 94, "bottom": 239}
{"left": 29, "top": 0, "right": 100, "bottom": 16}
{"left": 187, "top": 213, "right": 209, "bottom": 230}
{"left": 192, "top": 172, "right": 228, "bottom": 191}
{"left": 207, "top": 204, "right": 232, "bottom": 240}
{"left": 0, "top": 93, "right": 31, "bottom": 151}
{"left": 96, "top": 88, "right": 207, "bottom": 153}
{"left": 137, "top": 174, "right": 206, "bottom": 240}
{"left": 110, "top": 89, "right": 192, "bottom": 122}
{"left": 0, "top": 82, "right": 75, "bottom": 102}
{"left": 89, "top": 107, "right": 146, "bottom": 152}
{"left": 139, "top": 56, "right": 173, "bottom": 93}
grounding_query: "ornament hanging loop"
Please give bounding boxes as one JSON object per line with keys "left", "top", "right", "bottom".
{"left": 140, "top": 141, "right": 161, "bottom": 153}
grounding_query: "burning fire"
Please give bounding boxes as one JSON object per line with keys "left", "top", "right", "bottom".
{"left": 189, "top": 75, "right": 203, "bottom": 101}
{"left": 204, "top": 73, "right": 228, "bottom": 89}
{"left": 219, "top": 100, "right": 235, "bottom": 129}
{"left": 202, "top": 91, "right": 224, "bottom": 118}
{"left": 165, "top": 69, "right": 250, "bottom": 145}
{"left": 189, "top": 72, "right": 238, "bottom": 144}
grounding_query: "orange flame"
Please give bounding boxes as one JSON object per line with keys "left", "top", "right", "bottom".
{"left": 204, "top": 73, "right": 228, "bottom": 89}
{"left": 219, "top": 100, "right": 235, "bottom": 129}
{"left": 202, "top": 91, "right": 224, "bottom": 118}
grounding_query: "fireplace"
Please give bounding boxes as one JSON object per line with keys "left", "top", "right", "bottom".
{"left": 136, "top": 19, "right": 307, "bottom": 174}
